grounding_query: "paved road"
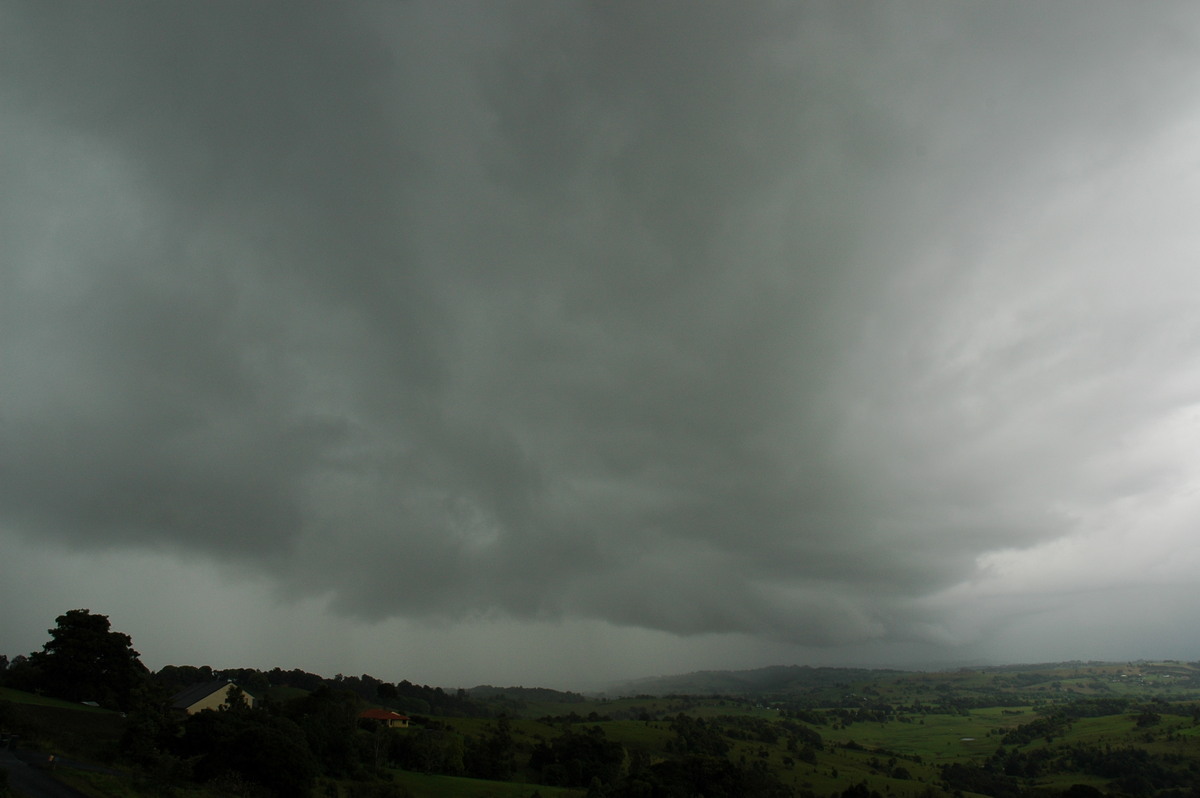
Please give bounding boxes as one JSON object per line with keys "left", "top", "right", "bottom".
{"left": 0, "top": 747, "right": 91, "bottom": 798}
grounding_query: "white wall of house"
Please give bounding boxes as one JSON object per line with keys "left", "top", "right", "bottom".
{"left": 185, "top": 683, "right": 255, "bottom": 714}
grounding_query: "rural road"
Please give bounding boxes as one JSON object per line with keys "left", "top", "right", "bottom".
{"left": 0, "top": 747, "right": 90, "bottom": 798}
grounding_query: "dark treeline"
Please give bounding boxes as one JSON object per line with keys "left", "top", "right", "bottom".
{"left": 11, "top": 610, "right": 1200, "bottom": 798}
{"left": 1, "top": 609, "right": 150, "bottom": 712}
{"left": 154, "top": 664, "right": 490, "bottom": 718}
{"left": 941, "top": 742, "right": 1200, "bottom": 797}
{"left": 467, "top": 684, "right": 586, "bottom": 703}
{"left": 1, "top": 609, "right": 799, "bottom": 797}
{"left": 0, "top": 609, "right": 494, "bottom": 796}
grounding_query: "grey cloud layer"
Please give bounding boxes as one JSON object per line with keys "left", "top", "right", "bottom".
{"left": 5, "top": 2, "right": 1200, "bottom": 651}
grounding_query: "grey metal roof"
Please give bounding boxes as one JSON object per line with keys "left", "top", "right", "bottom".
{"left": 169, "top": 679, "right": 243, "bottom": 710}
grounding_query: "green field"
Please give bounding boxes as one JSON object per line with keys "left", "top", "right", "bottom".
{"left": 451, "top": 661, "right": 1200, "bottom": 797}
{"left": 389, "top": 771, "right": 583, "bottom": 798}
{"left": 0, "top": 687, "right": 126, "bottom": 763}
{"left": 0, "top": 687, "right": 118, "bottom": 711}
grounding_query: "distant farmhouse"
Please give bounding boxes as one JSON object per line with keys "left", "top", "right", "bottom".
{"left": 358, "top": 708, "right": 410, "bottom": 728}
{"left": 170, "top": 679, "right": 256, "bottom": 715}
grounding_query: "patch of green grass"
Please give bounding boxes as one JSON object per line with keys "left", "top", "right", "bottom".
{"left": 515, "top": 700, "right": 594, "bottom": 718}
{"left": 44, "top": 770, "right": 141, "bottom": 798}
{"left": 0, "top": 687, "right": 116, "bottom": 712}
{"left": 2, "top": 702, "right": 126, "bottom": 763}
{"left": 514, "top": 695, "right": 746, "bottom": 721}
{"left": 589, "top": 720, "right": 673, "bottom": 751}
{"left": 264, "top": 684, "right": 310, "bottom": 703}
{"left": 1028, "top": 772, "right": 1110, "bottom": 793}
{"left": 822, "top": 711, "right": 1019, "bottom": 765}
{"left": 50, "top": 768, "right": 227, "bottom": 798}
{"left": 1061, "top": 713, "right": 1138, "bottom": 746}
{"left": 775, "top": 746, "right": 933, "bottom": 798}
{"left": 388, "top": 770, "right": 582, "bottom": 798}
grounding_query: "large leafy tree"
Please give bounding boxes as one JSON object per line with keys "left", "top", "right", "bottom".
{"left": 175, "top": 708, "right": 318, "bottom": 796}
{"left": 30, "top": 608, "right": 149, "bottom": 711}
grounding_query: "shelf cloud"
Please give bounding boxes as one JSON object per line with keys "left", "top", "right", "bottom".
{"left": 5, "top": 1, "right": 1200, "bottom": 687}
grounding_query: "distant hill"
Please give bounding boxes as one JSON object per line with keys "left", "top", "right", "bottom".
{"left": 604, "top": 660, "right": 1200, "bottom": 698}
{"left": 466, "top": 685, "right": 587, "bottom": 703}
{"left": 606, "top": 664, "right": 911, "bottom": 697}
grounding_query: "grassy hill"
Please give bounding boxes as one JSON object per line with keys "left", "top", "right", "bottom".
{"left": 0, "top": 686, "right": 125, "bottom": 762}
{"left": 604, "top": 661, "right": 1200, "bottom": 703}
{"left": 607, "top": 664, "right": 911, "bottom": 698}
{"left": 7, "top": 661, "right": 1200, "bottom": 797}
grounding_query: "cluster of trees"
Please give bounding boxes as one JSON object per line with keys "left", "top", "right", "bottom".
{"left": 630, "top": 714, "right": 792, "bottom": 798}
{"left": 369, "top": 711, "right": 799, "bottom": 797}
{"left": 528, "top": 714, "right": 793, "bottom": 798}
{"left": 2, "top": 609, "right": 149, "bottom": 712}
{"left": 1000, "top": 713, "right": 1074, "bottom": 746}
{"left": 0, "top": 610, "right": 451, "bottom": 795}
{"left": 529, "top": 725, "right": 624, "bottom": 788}
{"left": 386, "top": 718, "right": 464, "bottom": 775}
{"left": 309, "top": 672, "right": 486, "bottom": 717}
{"left": 25, "top": 609, "right": 1200, "bottom": 797}
{"left": 941, "top": 739, "right": 1200, "bottom": 797}
{"left": 0, "top": 611, "right": 498, "bottom": 724}
{"left": 1, "top": 609, "right": 800, "bottom": 797}
{"left": 153, "top": 664, "right": 490, "bottom": 718}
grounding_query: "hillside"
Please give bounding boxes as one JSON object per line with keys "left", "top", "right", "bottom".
{"left": 607, "top": 664, "right": 912, "bottom": 698}
{"left": 9, "top": 652, "right": 1200, "bottom": 797}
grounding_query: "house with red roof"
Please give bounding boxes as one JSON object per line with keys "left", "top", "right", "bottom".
{"left": 359, "top": 708, "right": 410, "bottom": 728}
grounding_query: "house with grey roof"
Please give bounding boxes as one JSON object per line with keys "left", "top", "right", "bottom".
{"left": 169, "top": 679, "right": 256, "bottom": 715}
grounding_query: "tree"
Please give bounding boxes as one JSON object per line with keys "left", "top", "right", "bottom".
{"left": 0, "top": 655, "right": 39, "bottom": 693}
{"left": 120, "top": 679, "right": 177, "bottom": 768}
{"left": 284, "top": 684, "right": 368, "bottom": 777}
{"left": 30, "top": 609, "right": 148, "bottom": 711}
{"left": 465, "top": 715, "right": 516, "bottom": 780}
{"left": 529, "top": 726, "right": 624, "bottom": 788}
{"left": 176, "top": 707, "right": 318, "bottom": 796}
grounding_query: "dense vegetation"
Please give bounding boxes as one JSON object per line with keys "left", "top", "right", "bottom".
{"left": 5, "top": 610, "right": 1200, "bottom": 797}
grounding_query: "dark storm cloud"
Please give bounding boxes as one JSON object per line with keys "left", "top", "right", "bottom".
{"left": 6, "top": 0, "right": 1200, "bottom": 658}
{"left": 1, "top": 0, "right": 434, "bottom": 555}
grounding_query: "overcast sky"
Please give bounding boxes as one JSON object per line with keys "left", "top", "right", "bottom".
{"left": 5, "top": 1, "right": 1200, "bottom": 691}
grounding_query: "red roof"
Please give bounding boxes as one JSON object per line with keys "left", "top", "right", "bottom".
{"left": 359, "top": 708, "right": 409, "bottom": 721}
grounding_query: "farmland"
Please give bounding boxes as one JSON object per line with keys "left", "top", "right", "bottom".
{"left": 5, "top": 660, "right": 1200, "bottom": 796}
